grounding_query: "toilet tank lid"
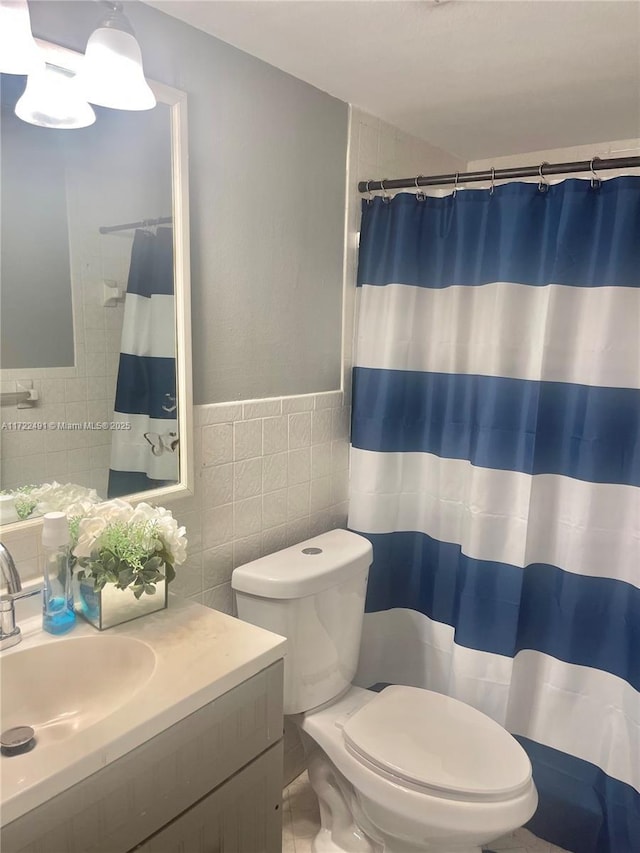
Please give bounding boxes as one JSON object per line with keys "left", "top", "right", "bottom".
{"left": 231, "top": 529, "right": 373, "bottom": 599}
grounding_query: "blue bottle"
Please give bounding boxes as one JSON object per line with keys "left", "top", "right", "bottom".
{"left": 42, "top": 512, "right": 76, "bottom": 635}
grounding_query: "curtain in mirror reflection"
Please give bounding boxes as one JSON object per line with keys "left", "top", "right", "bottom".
{"left": 108, "top": 227, "right": 178, "bottom": 497}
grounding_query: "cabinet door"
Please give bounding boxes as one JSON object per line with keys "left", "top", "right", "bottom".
{"left": 133, "top": 740, "right": 283, "bottom": 853}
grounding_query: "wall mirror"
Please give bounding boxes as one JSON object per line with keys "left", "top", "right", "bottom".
{"left": 0, "top": 39, "right": 193, "bottom": 531}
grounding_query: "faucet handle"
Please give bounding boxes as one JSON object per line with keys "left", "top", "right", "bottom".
{"left": 0, "top": 587, "right": 41, "bottom": 651}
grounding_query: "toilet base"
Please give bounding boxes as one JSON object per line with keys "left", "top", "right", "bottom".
{"left": 306, "top": 747, "right": 487, "bottom": 853}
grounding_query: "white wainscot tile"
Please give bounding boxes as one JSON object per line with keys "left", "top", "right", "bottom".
{"left": 331, "top": 470, "right": 349, "bottom": 505}
{"left": 17, "top": 430, "right": 45, "bottom": 456}
{"left": 0, "top": 528, "right": 39, "bottom": 563}
{"left": 263, "top": 488, "right": 288, "bottom": 529}
{"left": 263, "top": 416, "right": 288, "bottom": 455}
{"left": 170, "top": 553, "right": 203, "bottom": 598}
{"left": 314, "top": 391, "right": 342, "bottom": 410}
{"left": 311, "top": 410, "right": 332, "bottom": 445}
{"left": 309, "top": 511, "right": 332, "bottom": 538}
{"left": 243, "top": 398, "right": 282, "bottom": 420}
{"left": 68, "top": 447, "right": 91, "bottom": 473}
{"left": 287, "top": 518, "right": 310, "bottom": 547}
{"left": 0, "top": 431, "right": 21, "bottom": 458}
{"left": 332, "top": 440, "right": 350, "bottom": 472}
{"left": 87, "top": 400, "right": 110, "bottom": 423}
{"left": 233, "top": 534, "right": 263, "bottom": 568}
{"left": 201, "top": 464, "right": 233, "bottom": 508}
{"left": 69, "top": 471, "right": 93, "bottom": 490}
{"left": 40, "top": 404, "right": 66, "bottom": 425}
{"left": 85, "top": 327, "right": 106, "bottom": 353}
{"left": 203, "top": 582, "right": 234, "bottom": 615}
{"left": 40, "top": 379, "right": 66, "bottom": 404}
{"left": 90, "top": 444, "right": 111, "bottom": 469}
{"left": 310, "top": 476, "right": 332, "bottom": 513}
{"left": 332, "top": 406, "right": 351, "bottom": 441}
{"left": 282, "top": 395, "right": 315, "bottom": 414}
{"left": 85, "top": 351, "right": 106, "bottom": 377}
{"left": 263, "top": 451, "right": 288, "bottom": 493}
{"left": 196, "top": 402, "right": 243, "bottom": 426}
{"left": 288, "top": 447, "right": 310, "bottom": 486}
{"left": 202, "top": 542, "right": 234, "bottom": 588}
{"left": 202, "top": 423, "right": 233, "bottom": 467}
{"left": 234, "top": 419, "right": 263, "bottom": 461}
{"left": 87, "top": 376, "right": 108, "bottom": 401}
{"left": 178, "top": 510, "right": 202, "bottom": 554}
{"left": 289, "top": 412, "right": 311, "bottom": 450}
{"left": 233, "top": 496, "right": 262, "bottom": 538}
{"left": 44, "top": 427, "right": 69, "bottom": 453}
{"left": 262, "top": 524, "right": 289, "bottom": 556}
{"left": 311, "top": 442, "right": 332, "bottom": 479}
{"left": 233, "top": 457, "right": 263, "bottom": 500}
{"left": 45, "top": 450, "right": 69, "bottom": 479}
{"left": 330, "top": 502, "right": 349, "bottom": 529}
{"left": 65, "top": 401, "right": 88, "bottom": 423}
{"left": 287, "top": 483, "right": 310, "bottom": 521}
{"left": 202, "top": 503, "right": 234, "bottom": 550}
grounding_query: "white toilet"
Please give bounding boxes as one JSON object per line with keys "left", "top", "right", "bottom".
{"left": 232, "top": 529, "right": 538, "bottom": 853}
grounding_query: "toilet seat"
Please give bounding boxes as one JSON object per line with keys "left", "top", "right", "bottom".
{"left": 342, "top": 685, "right": 532, "bottom": 802}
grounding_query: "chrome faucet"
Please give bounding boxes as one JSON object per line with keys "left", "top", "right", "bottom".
{"left": 0, "top": 542, "right": 42, "bottom": 651}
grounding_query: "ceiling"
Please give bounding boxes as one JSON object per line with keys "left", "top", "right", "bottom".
{"left": 144, "top": 0, "right": 640, "bottom": 160}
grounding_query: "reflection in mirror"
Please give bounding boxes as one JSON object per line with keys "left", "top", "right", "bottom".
{"left": 0, "top": 41, "right": 192, "bottom": 527}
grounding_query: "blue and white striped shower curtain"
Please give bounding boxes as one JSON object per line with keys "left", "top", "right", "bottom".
{"left": 348, "top": 178, "right": 639, "bottom": 853}
{"left": 108, "top": 227, "right": 178, "bottom": 498}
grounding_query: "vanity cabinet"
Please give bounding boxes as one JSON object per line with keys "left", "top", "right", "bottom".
{"left": 2, "top": 660, "right": 284, "bottom": 853}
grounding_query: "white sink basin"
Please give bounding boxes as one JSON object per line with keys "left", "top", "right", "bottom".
{"left": 0, "top": 635, "right": 156, "bottom": 746}
{"left": 0, "top": 597, "right": 286, "bottom": 827}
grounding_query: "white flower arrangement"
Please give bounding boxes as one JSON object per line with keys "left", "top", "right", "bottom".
{"left": 71, "top": 499, "right": 187, "bottom": 599}
{"left": 4, "top": 481, "right": 101, "bottom": 520}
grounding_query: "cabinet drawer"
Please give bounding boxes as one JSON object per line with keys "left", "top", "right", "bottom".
{"left": 133, "top": 740, "right": 283, "bottom": 853}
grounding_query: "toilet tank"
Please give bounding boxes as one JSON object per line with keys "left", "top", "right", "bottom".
{"left": 232, "top": 529, "right": 373, "bottom": 714}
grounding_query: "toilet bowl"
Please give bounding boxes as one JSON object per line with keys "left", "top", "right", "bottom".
{"left": 232, "top": 529, "right": 538, "bottom": 853}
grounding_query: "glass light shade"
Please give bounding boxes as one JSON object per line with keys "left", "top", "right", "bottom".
{"left": 79, "top": 27, "right": 156, "bottom": 111}
{"left": 0, "top": 0, "right": 40, "bottom": 74}
{"left": 15, "top": 63, "right": 96, "bottom": 129}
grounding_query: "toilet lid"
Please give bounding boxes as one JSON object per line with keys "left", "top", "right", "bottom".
{"left": 342, "top": 686, "right": 532, "bottom": 800}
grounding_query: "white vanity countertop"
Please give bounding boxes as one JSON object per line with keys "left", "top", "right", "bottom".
{"left": 0, "top": 596, "right": 287, "bottom": 825}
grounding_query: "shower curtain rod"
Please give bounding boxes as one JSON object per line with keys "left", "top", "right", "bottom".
{"left": 357, "top": 155, "right": 640, "bottom": 193}
{"left": 99, "top": 216, "right": 172, "bottom": 235}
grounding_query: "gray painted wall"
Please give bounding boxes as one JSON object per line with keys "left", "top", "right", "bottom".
{"left": 27, "top": 1, "right": 348, "bottom": 403}
{"left": 1, "top": 98, "right": 75, "bottom": 369}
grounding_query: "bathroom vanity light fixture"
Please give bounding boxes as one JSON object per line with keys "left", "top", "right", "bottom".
{"left": 78, "top": 1, "right": 156, "bottom": 111}
{"left": 0, "top": 1, "right": 39, "bottom": 75}
{"left": 15, "top": 61, "right": 96, "bottom": 128}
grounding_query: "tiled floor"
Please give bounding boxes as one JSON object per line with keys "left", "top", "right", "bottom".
{"left": 283, "top": 771, "right": 572, "bottom": 853}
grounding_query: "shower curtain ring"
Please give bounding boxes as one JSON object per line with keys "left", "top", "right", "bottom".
{"left": 415, "top": 175, "right": 426, "bottom": 201}
{"left": 490, "top": 167, "right": 496, "bottom": 196}
{"left": 381, "top": 178, "right": 391, "bottom": 204}
{"left": 452, "top": 172, "right": 460, "bottom": 198}
{"left": 365, "top": 180, "right": 374, "bottom": 204}
{"left": 538, "top": 162, "right": 550, "bottom": 193}
{"left": 590, "top": 157, "right": 602, "bottom": 189}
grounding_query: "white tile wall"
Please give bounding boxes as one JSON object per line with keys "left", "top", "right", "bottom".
{"left": 168, "top": 391, "right": 351, "bottom": 613}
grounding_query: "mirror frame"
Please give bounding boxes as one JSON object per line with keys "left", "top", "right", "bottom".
{"left": 1, "top": 39, "right": 193, "bottom": 535}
